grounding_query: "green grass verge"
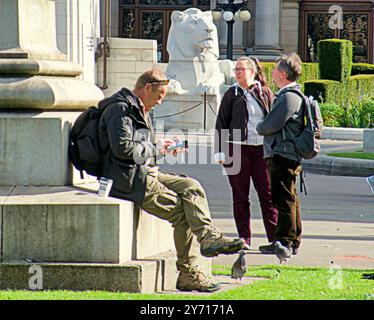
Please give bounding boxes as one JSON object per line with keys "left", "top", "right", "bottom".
{"left": 0, "top": 265, "right": 373, "bottom": 300}
{"left": 327, "top": 151, "right": 374, "bottom": 160}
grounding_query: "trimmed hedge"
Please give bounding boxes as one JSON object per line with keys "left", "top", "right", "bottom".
{"left": 260, "top": 62, "right": 319, "bottom": 92}
{"left": 304, "top": 79, "right": 343, "bottom": 104}
{"left": 304, "top": 75, "right": 374, "bottom": 107}
{"left": 318, "top": 39, "right": 353, "bottom": 82}
{"left": 351, "top": 63, "right": 374, "bottom": 76}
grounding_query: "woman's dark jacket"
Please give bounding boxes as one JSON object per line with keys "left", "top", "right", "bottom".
{"left": 214, "top": 83, "right": 275, "bottom": 155}
{"left": 98, "top": 88, "right": 158, "bottom": 205}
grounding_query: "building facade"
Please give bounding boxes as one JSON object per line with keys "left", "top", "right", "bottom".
{"left": 53, "top": 0, "right": 374, "bottom": 86}
{"left": 110, "top": 0, "right": 374, "bottom": 63}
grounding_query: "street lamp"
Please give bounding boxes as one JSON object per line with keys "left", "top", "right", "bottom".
{"left": 212, "top": 0, "right": 251, "bottom": 60}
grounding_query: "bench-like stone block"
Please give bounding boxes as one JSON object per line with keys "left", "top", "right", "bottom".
{"left": 1, "top": 186, "right": 175, "bottom": 264}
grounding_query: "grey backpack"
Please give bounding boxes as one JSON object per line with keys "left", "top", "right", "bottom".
{"left": 283, "top": 90, "right": 323, "bottom": 160}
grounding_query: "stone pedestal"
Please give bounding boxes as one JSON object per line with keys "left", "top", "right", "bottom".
{"left": 252, "top": 0, "right": 283, "bottom": 61}
{"left": 0, "top": 112, "right": 90, "bottom": 185}
{"left": 154, "top": 93, "right": 220, "bottom": 131}
{"left": 0, "top": 0, "right": 103, "bottom": 109}
{"left": 0, "top": 0, "right": 212, "bottom": 293}
{"left": 0, "top": 0, "right": 65, "bottom": 60}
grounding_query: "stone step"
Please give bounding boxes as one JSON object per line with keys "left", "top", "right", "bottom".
{"left": 0, "top": 185, "right": 174, "bottom": 264}
{"left": 0, "top": 252, "right": 178, "bottom": 293}
{"left": 0, "top": 185, "right": 211, "bottom": 292}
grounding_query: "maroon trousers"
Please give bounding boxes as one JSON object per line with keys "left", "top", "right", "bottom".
{"left": 224, "top": 144, "right": 278, "bottom": 245}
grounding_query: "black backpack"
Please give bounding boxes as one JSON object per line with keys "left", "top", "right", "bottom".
{"left": 282, "top": 89, "right": 323, "bottom": 160}
{"left": 68, "top": 106, "right": 104, "bottom": 179}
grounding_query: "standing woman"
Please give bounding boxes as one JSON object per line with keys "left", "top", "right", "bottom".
{"left": 214, "top": 56, "right": 278, "bottom": 249}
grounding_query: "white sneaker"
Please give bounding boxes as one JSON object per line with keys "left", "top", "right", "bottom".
{"left": 367, "top": 176, "right": 374, "bottom": 194}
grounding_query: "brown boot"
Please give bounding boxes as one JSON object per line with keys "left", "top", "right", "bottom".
{"left": 176, "top": 267, "right": 221, "bottom": 292}
{"left": 200, "top": 235, "right": 245, "bottom": 257}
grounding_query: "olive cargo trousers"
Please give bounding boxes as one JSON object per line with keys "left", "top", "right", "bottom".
{"left": 140, "top": 171, "right": 221, "bottom": 272}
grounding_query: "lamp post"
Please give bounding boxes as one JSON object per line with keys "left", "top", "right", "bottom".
{"left": 212, "top": 0, "right": 251, "bottom": 60}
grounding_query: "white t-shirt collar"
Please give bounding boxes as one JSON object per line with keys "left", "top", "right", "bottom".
{"left": 277, "top": 82, "right": 298, "bottom": 95}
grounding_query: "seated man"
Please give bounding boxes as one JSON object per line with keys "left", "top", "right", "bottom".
{"left": 98, "top": 69, "right": 245, "bottom": 292}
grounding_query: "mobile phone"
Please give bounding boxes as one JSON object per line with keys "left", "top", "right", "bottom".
{"left": 167, "top": 140, "right": 189, "bottom": 151}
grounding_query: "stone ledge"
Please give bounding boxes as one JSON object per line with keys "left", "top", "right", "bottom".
{"left": 98, "top": 37, "right": 157, "bottom": 50}
{"left": 322, "top": 127, "right": 363, "bottom": 141}
{"left": 0, "top": 76, "right": 104, "bottom": 110}
{"left": 0, "top": 251, "right": 177, "bottom": 293}
{"left": 303, "top": 155, "right": 374, "bottom": 177}
{"left": 0, "top": 59, "right": 82, "bottom": 76}
{"left": 0, "top": 186, "right": 175, "bottom": 264}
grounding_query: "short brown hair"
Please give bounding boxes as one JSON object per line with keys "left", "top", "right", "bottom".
{"left": 275, "top": 53, "right": 302, "bottom": 82}
{"left": 134, "top": 69, "right": 168, "bottom": 90}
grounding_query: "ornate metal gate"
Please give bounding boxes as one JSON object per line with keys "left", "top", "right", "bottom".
{"left": 300, "top": 1, "right": 373, "bottom": 63}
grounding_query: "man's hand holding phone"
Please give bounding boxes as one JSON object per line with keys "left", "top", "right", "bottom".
{"left": 157, "top": 138, "right": 189, "bottom": 156}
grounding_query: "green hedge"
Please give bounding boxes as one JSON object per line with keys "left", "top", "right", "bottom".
{"left": 347, "top": 75, "right": 374, "bottom": 102}
{"left": 304, "top": 79, "right": 343, "bottom": 104}
{"left": 304, "top": 75, "right": 374, "bottom": 107}
{"left": 261, "top": 62, "right": 319, "bottom": 92}
{"left": 318, "top": 39, "right": 353, "bottom": 82}
{"left": 351, "top": 63, "right": 374, "bottom": 76}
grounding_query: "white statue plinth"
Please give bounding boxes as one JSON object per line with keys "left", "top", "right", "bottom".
{"left": 156, "top": 8, "right": 234, "bottom": 130}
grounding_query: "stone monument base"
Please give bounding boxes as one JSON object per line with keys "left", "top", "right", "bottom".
{"left": 154, "top": 93, "right": 219, "bottom": 131}
{"left": 0, "top": 185, "right": 211, "bottom": 292}
{"left": 0, "top": 253, "right": 178, "bottom": 293}
{"left": 0, "top": 111, "right": 97, "bottom": 186}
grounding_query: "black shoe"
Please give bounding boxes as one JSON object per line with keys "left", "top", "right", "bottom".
{"left": 259, "top": 242, "right": 276, "bottom": 254}
{"left": 292, "top": 246, "right": 300, "bottom": 255}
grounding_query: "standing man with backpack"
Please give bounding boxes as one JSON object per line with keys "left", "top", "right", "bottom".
{"left": 256, "top": 53, "right": 305, "bottom": 261}
{"left": 96, "top": 69, "right": 245, "bottom": 292}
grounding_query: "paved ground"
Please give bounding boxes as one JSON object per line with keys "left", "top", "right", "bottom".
{"left": 159, "top": 139, "right": 374, "bottom": 270}
{"left": 161, "top": 275, "right": 267, "bottom": 296}
{"left": 212, "top": 219, "right": 374, "bottom": 270}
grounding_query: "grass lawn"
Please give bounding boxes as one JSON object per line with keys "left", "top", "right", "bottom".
{"left": 0, "top": 265, "right": 373, "bottom": 300}
{"left": 327, "top": 151, "right": 374, "bottom": 160}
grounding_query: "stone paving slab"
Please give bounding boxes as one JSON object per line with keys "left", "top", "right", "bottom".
{"left": 213, "top": 219, "right": 374, "bottom": 270}
{"left": 159, "top": 275, "right": 267, "bottom": 296}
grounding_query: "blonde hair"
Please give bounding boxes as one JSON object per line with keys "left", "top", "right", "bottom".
{"left": 134, "top": 69, "right": 167, "bottom": 90}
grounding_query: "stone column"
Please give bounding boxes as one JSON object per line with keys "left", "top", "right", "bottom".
{"left": 0, "top": 0, "right": 103, "bottom": 109}
{"left": 252, "top": 0, "right": 283, "bottom": 60}
{"left": 280, "top": 0, "right": 302, "bottom": 54}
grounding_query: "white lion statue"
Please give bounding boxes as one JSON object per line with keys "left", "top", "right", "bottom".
{"left": 166, "top": 8, "right": 235, "bottom": 95}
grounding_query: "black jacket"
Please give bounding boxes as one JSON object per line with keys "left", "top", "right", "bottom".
{"left": 98, "top": 88, "right": 158, "bottom": 205}
{"left": 214, "top": 82, "right": 274, "bottom": 154}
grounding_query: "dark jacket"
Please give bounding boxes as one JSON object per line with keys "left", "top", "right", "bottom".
{"left": 98, "top": 88, "right": 158, "bottom": 205}
{"left": 214, "top": 82, "right": 274, "bottom": 154}
{"left": 256, "top": 85, "right": 304, "bottom": 161}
